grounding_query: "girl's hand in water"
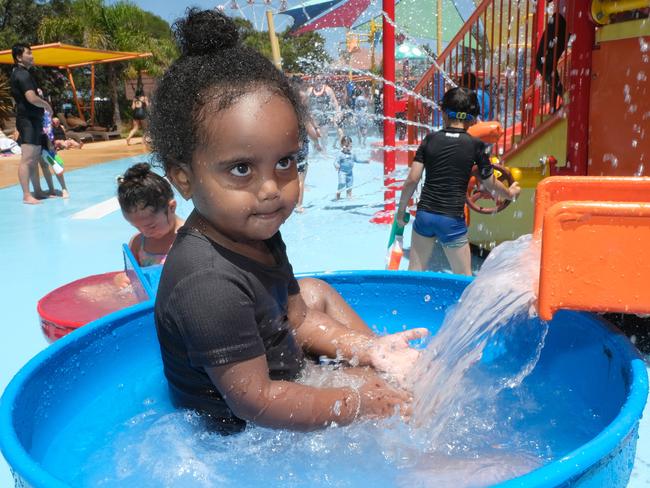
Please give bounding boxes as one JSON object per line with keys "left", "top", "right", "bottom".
{"left": 113, "top": 272, "right": 132, "bottom": 289}
{"left": 367, "top": 328, "right": 429, "bottom": 387}
{"left": 357, "top": 376, "right": 412, "bottom": 419}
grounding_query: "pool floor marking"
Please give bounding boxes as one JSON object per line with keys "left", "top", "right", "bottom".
{"left": 71, "top": 197, "right": 120, "bottom": 220}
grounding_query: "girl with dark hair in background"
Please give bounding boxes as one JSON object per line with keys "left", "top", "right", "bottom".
{"left": 117, "top": 162, "right": 184, "bottom": 267}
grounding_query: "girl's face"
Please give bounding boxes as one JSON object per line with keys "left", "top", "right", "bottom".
{"left": 171, "top": 90, "right": 300, "bottom": 243}
{"left": 123, "top": 201, "right": 176, "bottom": 239}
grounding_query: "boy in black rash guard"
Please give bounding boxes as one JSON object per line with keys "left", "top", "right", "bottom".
{"left": 396, "top": 87, "right": 520, "bottom": 275}
{"left": 150, "top": 9, "right": 428, "bottom": 434}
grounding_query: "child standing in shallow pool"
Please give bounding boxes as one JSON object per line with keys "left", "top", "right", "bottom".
{"left": 117, "top": 162, "right": 184, "bottom": 267}
{"left": 334, "top": 135, "right": 366, "bottom": 200}
{"left": 149, "top": 8, "right": 427, "bottom": 434}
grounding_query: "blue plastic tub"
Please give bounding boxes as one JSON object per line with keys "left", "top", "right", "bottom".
{"left": 0, "top": 271, "right": 647, "bottom": 487}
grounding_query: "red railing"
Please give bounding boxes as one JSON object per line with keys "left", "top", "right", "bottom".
{"left": 407, "top": 0, "right": 570, "bottom": 160}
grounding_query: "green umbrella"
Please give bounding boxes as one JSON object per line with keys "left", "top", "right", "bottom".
{"left": 355, "top": 0, "right": 479, "bottom": 49}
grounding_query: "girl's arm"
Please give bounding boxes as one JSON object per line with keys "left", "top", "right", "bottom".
{"left": 287, "top": 293, "right": 427, "bottom": 386}
{"left": 396, "top": 160, "right": 424, "bottom": 227}
{"left": 205, "top": 355, "right": 409, "bottom": 431}
{"left": 327, "top": 86, "right": 341, "bottom": 114}
{"left": 113, "top": 233, "right": 140, "bottom": 288}
{"left": 305, "top": 119, "right": 322, "bottom": 151}
{"left": 127, "top": 233, "right": 141, "bottom": 262}
{"left": 480, "top": 174, "right": 520, "bottom": 200}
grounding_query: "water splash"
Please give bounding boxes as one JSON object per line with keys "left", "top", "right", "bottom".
{"left": 343, "top": 66, "right": 441, "bottom": 110}
{"left": 411, "top": 235, "right": 548, "bottom": 447}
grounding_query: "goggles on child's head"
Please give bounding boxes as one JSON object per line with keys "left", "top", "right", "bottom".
{"left": 444, "top": 110, "right": 475, "bottom": 121}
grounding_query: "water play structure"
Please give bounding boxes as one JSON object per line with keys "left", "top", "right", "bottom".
{"left": 404, "top": 0, "right": 650, "bottom": 247}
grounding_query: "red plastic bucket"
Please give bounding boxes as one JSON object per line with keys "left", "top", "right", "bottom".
{"left": 37, "top": 271, "right": 141, "bottom": 342}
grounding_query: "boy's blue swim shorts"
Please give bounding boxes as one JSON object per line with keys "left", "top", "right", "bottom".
{"left": 413, "top": 209, "right": 468, "bottom": 248}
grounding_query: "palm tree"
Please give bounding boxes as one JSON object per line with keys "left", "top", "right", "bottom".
{"left": 0, "top": 72, "right": 14, "bottom": 128}
{"left": 38, "top": 0, "right": 176, "bottom": 127}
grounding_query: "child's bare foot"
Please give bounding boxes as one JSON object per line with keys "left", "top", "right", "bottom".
{"left": 23, "top": 196, "right": 42, "bottom": 205}
{"left": 295, "top": 206, "right": 304, "bottom": 213}
{"left": 126, "top": 138, "right": 131, "bottom": 146}
{"left": 61, "top": 189, "right": 70, "bottom": 199}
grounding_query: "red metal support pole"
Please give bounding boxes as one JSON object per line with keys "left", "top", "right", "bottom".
{"left": 558, "top": 0, "right": 595, "bottom": 176}
{"left": 370, "top": 0, "right": 396, "bottom": 224}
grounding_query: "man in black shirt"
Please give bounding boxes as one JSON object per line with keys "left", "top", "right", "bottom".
{"left": 396, "top": 87, "right": 520, "bottom": 275}
{"left": 10, "top": 44, "right": 53, "bottom": 204}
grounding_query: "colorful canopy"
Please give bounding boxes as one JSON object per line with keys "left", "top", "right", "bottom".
{"left": 354, "top": 0, "right": 478, "bottom": 47}
{"left": 279, "top": 0, "right": 345, "bottom": 30}
{"left": 291, "top": 0, "right": 372, "bottom": 34}
{"left": 0, "top": 42, "right": 152, "bottom": 68}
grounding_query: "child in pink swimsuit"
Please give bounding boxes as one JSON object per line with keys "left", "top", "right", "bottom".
{"left": 117, "top": 162, "right": 184, "bottom": 267}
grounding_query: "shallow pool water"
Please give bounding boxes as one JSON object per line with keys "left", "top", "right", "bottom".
{"left": 38, "top": 326, "right": 606, "bottom": 488}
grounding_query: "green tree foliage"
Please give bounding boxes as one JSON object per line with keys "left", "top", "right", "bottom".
{"left": 37, "top": 0, "right": 177, "bottom": 126}
{"left": 0, "top": 71, "right": 14, "bottom": 125}
{"left": 234, "top": 18, "right": 330, "bottom": 74}
{"left": 0, "top": 1, "right": 73, "bottom": 122}
{"left": 0, "top": 0, "right": 66, "bottom": 47}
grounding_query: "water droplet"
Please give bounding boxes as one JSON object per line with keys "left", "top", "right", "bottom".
{"left": 603, "top": 153, "right": 618, "bottom": 168}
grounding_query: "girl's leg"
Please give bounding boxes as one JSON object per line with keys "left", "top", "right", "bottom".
{"left": 296, "top": 166, "right": 307, "bottom": 212}
{"left": 38, "top": 157, "right": 56, "bottom": 195}
{"left": 55, "top": 172, "right": 69, "bottom": 198}
{"left": 298, "top": 277, "right": 374, "bottom": 336}
{"left": 441, "top": 243, "right": 472, "bottom": 276}
{"left": 126, "top": 120, "right": 141, "bottom": 145}
{"left": 320, "top": 123, "right": 329, "bottom": 150}
{"left": 336, "top": 171, "right": 345, "bottom": 200}
{"left": 333, "top": 126, "right": 342, "bottom": 149}
{"left": 408, "top": 230, "right": 436, "bottom": 271}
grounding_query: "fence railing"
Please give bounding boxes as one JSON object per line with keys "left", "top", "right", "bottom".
{"left": 407, "top": 0, "right": 569, "bottom": 159}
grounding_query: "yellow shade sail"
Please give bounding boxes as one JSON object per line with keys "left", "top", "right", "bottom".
{"left": 0, "top": 42, "right": 151, "bottom": 68}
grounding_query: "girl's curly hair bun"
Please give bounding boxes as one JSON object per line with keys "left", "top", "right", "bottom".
{"left": 174, "top": 8, "right": 239, "bottom": 57}
{"left": 122, "top": 162, "right": 151, "bottom": 181}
